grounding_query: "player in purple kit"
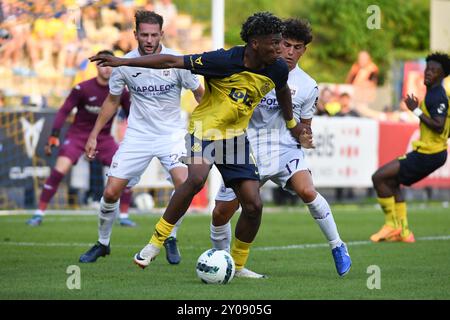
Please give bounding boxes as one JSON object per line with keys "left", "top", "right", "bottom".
{"left": 26, "top": 50, "right": 135, "bottom": 227}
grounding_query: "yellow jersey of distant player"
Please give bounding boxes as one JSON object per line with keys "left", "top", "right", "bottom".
{"left": 412, "top": 84, "right": 449, "bottom": 154}
{"left": 183, "top": 46, "right": 289, "bottom": 140}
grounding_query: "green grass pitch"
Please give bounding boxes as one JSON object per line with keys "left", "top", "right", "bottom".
{"left": 1, "top": 205, "right": 449, "bottom": 300}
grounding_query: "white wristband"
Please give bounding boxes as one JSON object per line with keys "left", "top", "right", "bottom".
{"left": 413, "top": 108, "right": 423, "bottom": 117}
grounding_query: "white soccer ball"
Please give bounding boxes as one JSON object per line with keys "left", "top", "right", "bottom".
{"left": 196, "top": 249, "right": 235, "bottom": 284}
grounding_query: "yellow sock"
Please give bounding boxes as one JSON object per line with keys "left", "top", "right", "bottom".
{"left": 395, "top": 202, "right": 410, "bottom": 237}
{"left": 149, "top": 217, "right": 175, "bottom": 248}
{"left": 231, "top": 238, "right": 252, "bottom": 271}
{"left": 377, "top": 197, "right": 397, "bottom": 229}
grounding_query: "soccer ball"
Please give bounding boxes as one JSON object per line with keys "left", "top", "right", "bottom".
{"left": 196, "top": 249, "right": 235, "bottom": 284}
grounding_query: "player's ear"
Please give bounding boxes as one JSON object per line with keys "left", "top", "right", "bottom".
{"left": 133, "top": 30, "right": 138, "bottom": 41}
{"left": 249, "top": 38, "right": 258, "bottom": 50}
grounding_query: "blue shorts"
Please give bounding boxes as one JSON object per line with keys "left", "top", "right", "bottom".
{"left": 184, "top": 134, "right": 260, "bottom": 187}
{"left": 398, "top": 150, "right": 447, "bottom": 186}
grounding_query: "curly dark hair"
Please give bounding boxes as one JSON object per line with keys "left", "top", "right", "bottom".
{"left": 135, "top": 10, "right": 163, "bottom": 31}
{"left": 240, "top": 12, "right": 284, "bottom": 43}
{"left": 426, "top": 52, "right": 450, "bottom": 77}
{"left": 282, "top": 18, "right": 313, "bottom": 45}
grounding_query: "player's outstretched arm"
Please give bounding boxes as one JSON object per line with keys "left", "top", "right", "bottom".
{"left": 85, "top": 94, "right": 121, "bottom": 160}
{"left": 89, "top": 53, "right": 185, "bottom": 70}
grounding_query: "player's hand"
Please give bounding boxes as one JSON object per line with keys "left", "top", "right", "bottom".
{"left": 404, "top": 94, "right": 419, "bottom": 111}
{"left": 44, "top": 136, "right": 60, "bottom": 156}
{"left": 298, "top": 128, "right": 315, "bottom": 149}
{"left": 84, "top": 135, "right": 98, "bottom": 161}
{"left": 89, "top": 54, "right": 123, "bottom": 67}
{"left": 289, "top": 122, "right": 311, "bottom": 143}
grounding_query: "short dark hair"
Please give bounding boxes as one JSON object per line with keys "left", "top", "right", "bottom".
{"left": 282, "top": 18, "right": 313, "bottom": 45}
{"left": 240, "top": 12, "right": 284, "bottom": 43}
{"left": 426, "top": 52, "right": 450, "bottom": 77}
{"left": 96, "top": 50, "right": 114, "bottom": 56}
{"left": 135, "top": 10, "right": 163, "bottom": 31}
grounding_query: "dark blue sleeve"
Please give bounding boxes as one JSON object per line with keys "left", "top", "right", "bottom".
{"left": 183, "top": 49, "right": 231, "bottom": 78}
{"left": 271, "top": 58, "right": 289, "bottom": 90}
{"left": 427, "top": 89, "right": 449, "bottom": 118}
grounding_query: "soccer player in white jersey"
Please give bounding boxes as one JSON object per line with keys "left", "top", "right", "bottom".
{"left": 210, "top": 19, "right": 352, "bottom": 278}
{"left": 79, "top": 11, "right": 204, "bottom": 263}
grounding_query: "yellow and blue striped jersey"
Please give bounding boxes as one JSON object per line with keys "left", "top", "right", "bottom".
{"left": 183, "top": 46, "right": 289, "bottom": 140}
{"left": 413, "top": 84, "right": 449, "bottom": 154}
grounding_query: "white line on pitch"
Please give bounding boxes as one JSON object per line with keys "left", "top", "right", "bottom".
{"left": 1, "top": 235, "right": 449, "bottom": 251}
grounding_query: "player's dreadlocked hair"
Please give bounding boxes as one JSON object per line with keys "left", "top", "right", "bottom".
{"left": 240, "top": 12, "right": 284, "bottom": 43}
{"left": 135, "top": 10, "right": 163, "bottom": 31}
{"left": 426, "top": 52, "right": 450, "bottom": 77}
{"left": 282, "top": 18, "right": 313, "bottom": 46}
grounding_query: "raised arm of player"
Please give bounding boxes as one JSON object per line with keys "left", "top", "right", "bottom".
{"left": 405, "top": 93, "right": 446, "bottom": 134}
{"left": 85, "top": 94, "right": 121, "bottom": 160}
{"left": 90, "top": 53, "right": 185, "bottom": 70}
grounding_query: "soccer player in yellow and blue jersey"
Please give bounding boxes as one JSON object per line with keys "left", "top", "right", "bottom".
{"left": 90, "top": 12, "right": 306, "bottom": 269}
{"left": 371, "top": 52, "right": 450, "bottom": 243}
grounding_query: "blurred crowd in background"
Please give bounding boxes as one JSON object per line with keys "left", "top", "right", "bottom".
{"left": 0, "top": 0, "right": 449, "bottom": 123}
{"left": 0, "top": 0, "right": 209, "bottom": 109}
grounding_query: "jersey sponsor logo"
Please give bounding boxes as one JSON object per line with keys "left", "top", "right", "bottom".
{"left": 20, "top": 117, "right": 45, "bottom": 158}
{"left": 229, "top": 88, "right": 253, "bottom": 107}
{"left": 131, "top": 72, "right": 142, "bottom": 78}
{"left": 195, "top": 57, "right": 203, "bottom": 66}
{"left": 129, "top": 84, "right": 176, "bottom": 96}
{"left": 259, "top": 89, "right": 298, "bottom": 110}
{"left": 85, "top": 104, "right": 101, "bottom": 114}
{"left": 259, "top": 96, "right": 279, "bottom": 109}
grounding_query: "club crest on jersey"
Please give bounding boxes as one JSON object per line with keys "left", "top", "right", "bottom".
{"left": 261, "top": 82, "right": 272, "bottom": 96}
{"left": 191, "top": 142, "right": 202, "bottom": 153}
{"left": 162, "top": 70, "right": 171, "bottom": 77}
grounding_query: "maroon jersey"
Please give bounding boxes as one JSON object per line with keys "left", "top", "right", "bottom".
{"left": 52, "top": 77, "right": 130, "bottom": 137}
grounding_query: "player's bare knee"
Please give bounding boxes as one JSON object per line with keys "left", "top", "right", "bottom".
{"left": 186, "top": 175, "right": 206, "bottom": 194}
{"left": 241, "top": 199, "right": 263, "bottom": 220}
{"left": 371, "top": 172, "right": 382, "bottom": 187}
{"left": 103, "top": 187, "right": 121, "bottom": 203}
{"left": 298, "top": 186, "right": 317, "bottom": 203}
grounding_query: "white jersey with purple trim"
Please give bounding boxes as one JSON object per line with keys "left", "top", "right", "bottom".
{"left": 109, "top": 45, "right": 200, "bottom": 140}
{"left": 248, "top": 65, "right": 318, "bottom": 149}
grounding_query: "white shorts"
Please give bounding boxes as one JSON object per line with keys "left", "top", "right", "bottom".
{"left": 108, "top": 135, "right": 187, "bottom": 188}
{"left": 215, "top": 146, "right": 308, "bottom": 201}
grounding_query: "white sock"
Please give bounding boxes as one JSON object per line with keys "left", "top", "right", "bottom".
{"left": 119, "top": 213, "right": 129, "bottom": 219}
{"left": 169, "top": 215, "right": 184, "bottom": 238}
{"left": 98, "top": 197, "right": 119, "bottom": 246}
{"left": 210, "top": 222, "right": 232, "bottom": 252}
{"left": 34, "top": 209, "right": 45, "bottom": 216}
{"left": 306, "top": 193, "right": 343, "bottom": 249}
